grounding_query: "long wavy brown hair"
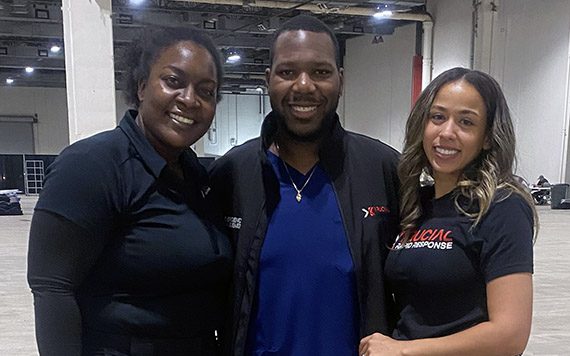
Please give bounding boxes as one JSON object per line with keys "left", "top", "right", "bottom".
{"left": 398, "top": 67, "right": 537, "bottom": 242}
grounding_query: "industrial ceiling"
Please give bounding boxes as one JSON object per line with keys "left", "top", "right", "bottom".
{"left": 0, "top": 0, "right": 427, "bottom": 93}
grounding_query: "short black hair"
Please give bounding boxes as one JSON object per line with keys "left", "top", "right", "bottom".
{"left": 122, "top": 26, "right": 224, "bottom": 108}
{"left": 270, "top": 15, "right": 341, "bottom": 68}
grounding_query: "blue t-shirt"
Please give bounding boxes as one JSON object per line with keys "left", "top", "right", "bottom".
{"left": 246, "top": 151, "right": 359, "bottom": 356}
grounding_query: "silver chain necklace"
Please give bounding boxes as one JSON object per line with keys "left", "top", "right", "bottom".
{"left": 275, "top": 142, "right": 317, "bottom": 203}
{"left": 282, "top": 161, "right": 317, "bottom": 203}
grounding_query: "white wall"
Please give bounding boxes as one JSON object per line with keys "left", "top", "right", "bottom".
{"left": 491, "top": 0, "right": 570, "bottom": 184}
{"left": 117, "top": 90, "right": 272, "bottom": 156}
{"left": 428, "top": 0, "right": 473, "bottom": 77}
{"left": 342, "top": 24, "right": 416, "bottom": 152}
{"left": 0, "top": 122, "right": 35, "bottom": 153}
{"left": 0, "top": 86, "right": 267, "bottom": 157}
{"left": 203, "top": 93, "right": 269, "bottom": 157}
{"left": 0, "top": 87, "right": 69, "bottom": 154}
{"left": 427, "top": 0, "right": 570, "bottom": 183}
{"left": 115, "top": 90, "right": 131, "bottom": 124}
{"left": 0, "top": 87, "right": 134, "bottom": 155}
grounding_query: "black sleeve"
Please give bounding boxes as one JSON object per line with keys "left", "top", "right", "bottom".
{"left": 479, "top": 194, "right": 534, "bottom": 282}
{"left": 27, "top": 210, "right": 107, "bottom": 356}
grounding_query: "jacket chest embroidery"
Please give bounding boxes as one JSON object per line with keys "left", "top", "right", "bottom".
{"left": 225, "top": 216, "right": 242, "bottom": 229}
{"left": 361, "top": 205, "right": 390, "bottom": 218}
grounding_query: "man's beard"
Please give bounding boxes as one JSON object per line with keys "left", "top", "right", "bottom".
{"left": 272, "top": 98, "right": 339, "bottom": 143}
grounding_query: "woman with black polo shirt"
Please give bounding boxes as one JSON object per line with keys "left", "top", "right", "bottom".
{"left": 27, "top": 27, "right": 231, "bottom": 356}
{"left": 360, "top": 68, "right": 537, "bottom": 356}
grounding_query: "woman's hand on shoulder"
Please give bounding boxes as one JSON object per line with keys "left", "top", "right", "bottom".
{"left": 359, "top": 332, "right": 410, "bottom": 356}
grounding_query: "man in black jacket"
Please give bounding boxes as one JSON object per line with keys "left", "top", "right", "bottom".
{"left": 208, "top": 15, "right": 400, "bottom": 356}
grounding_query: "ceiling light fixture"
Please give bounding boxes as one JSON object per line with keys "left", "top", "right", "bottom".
{"left": 352, "top": 25, "right": 364, "bottom": 33}
{"left": 373, "top": 10, "right": 393, "bottom": 18}
{"left": 35, "top": 9, "right": 50, "bottom": 19}
{"left": 25, "top": 67, "right": 34, "bottom": 73}
{"left": 6, "top": 78, "right": 14, "bottom": 84}
{"left": 226, "top": 54, "right": 241, "bottom": 63}
{"left": 225, "top": 49, "right": 241, "bottom": 64}
{"left": 203, "top": 20, "right": 216, "bottom": 30}
{"left": 373, "top": 5, "right": 393, "bottom": 19}
{"left": 118, "top": 14, "right": 133, "bottom": 25}
{"left": 50, "top": 45, "right": 61, "bottom": 53}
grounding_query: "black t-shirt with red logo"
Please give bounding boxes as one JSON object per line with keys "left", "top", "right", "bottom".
{"left": 384, "top": 188, "right": 533, "bottom": 339}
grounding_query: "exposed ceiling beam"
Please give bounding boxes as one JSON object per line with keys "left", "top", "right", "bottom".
{"left": 170, "top": 0, "right": 431, "bottom": 22}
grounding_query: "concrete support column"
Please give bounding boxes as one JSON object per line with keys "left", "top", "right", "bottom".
{"left": 421, "top": 20, "right": 434, "bottom": 89}
{"left": 472, "top": 0, "right": 499, "bottom": 73}
{"left": 562, "top": 27, "right": 570, "bottom": 183}
{"left": 62, "top": 0, "right": 116, "bottom": 144}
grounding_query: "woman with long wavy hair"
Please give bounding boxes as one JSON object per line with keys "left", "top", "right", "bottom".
{"left": 360, "top": 67, "right": 537, "bottom": 356}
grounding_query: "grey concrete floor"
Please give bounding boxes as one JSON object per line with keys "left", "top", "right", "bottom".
{"left": 1, "top": 196, "right": 569, "bottom": 355}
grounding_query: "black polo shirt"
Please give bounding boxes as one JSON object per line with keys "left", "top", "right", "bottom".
{"left": 33, "top": 110, "right": 232, "bottom": 343}
{"left": 385, "top": 188, "right": 533, "bottom": 339}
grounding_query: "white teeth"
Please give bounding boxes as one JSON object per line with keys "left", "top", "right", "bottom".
{"left": 170, "top": 113, "right": 194, "bottom": 125}
{"left": 292, "top": 105, "right": 317, "bottom": 112}
{"left": 435, "top": 147, "right": 458, "bottom": 155}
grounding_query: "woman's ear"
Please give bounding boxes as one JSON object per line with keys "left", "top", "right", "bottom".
{"left": 137, "top": 80, "right": 146, "bottom": 103}
{"left": 483, "top": 135, "right": 492, "bottom": 150}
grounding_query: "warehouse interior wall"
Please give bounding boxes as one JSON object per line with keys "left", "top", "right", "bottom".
{"left": 342, "top": 24, "right": 415, "bottom": 152}
{"left": 1, "top": 0, "right": 569, "bottom": 184}
{"left": 0, "top": 87, "right": 69, "bottom": 154}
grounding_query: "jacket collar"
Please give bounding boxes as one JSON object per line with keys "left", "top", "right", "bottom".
{"left": 259, "top": 110, "right": 345, "bottom": 179}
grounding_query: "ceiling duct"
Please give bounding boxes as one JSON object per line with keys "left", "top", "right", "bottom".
{"left": 9, "top": 0, "right": 29, "bottom": 15}
{"left": 171, "top": 0, "right": 431, "bottom": 22}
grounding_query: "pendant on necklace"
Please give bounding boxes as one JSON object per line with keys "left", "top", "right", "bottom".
{"left": 296, "top": 192, "right": 302, "bottom": 203}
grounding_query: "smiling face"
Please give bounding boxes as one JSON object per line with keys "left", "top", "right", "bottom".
{"left": 423, "top": 80, "right": 490, "bottom": 196}
{"left": 136, "top": 40, "right": 217, "bottom": 162}
{"left": 266, "top": 30, "right": 343, "bottom": 142}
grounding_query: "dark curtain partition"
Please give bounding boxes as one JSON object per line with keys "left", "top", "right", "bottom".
{"left": 0, "top": 155, "right": 25, "bottom": 191}
{"left": 0, "top": 154, "right": 58, "bottom": 193}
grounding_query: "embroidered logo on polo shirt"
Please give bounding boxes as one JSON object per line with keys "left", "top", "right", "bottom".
{"left": 201, "top": 186, "right": 211, "bottom": 198}
{"left": 393, "top": 228, "right": 454, "bottom": 250}
{"left": 362, "top": 205, "right": 390, "bottom": 218}
{"left": 225, "top": 216, "right": 242, "bottom": 229}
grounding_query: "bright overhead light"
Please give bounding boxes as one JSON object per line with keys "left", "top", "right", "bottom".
{"left": 50, "top": 45, "right": 61, "bottom": 53}
{"left": 374, "top": 4, "right": 393, "bottom": 18}
{"left": 25, "top": 67, "right": 34, "bottom": 73}
{"left": 226, "top": 54, "right": 241, "bottom": 63}
{"left": 6, "top": 78, "right": 14, "bottom": 84}
{"left": 129, "top": 0, "right": 145, "bottom": 5}
{"left": 373, "top": 10, "right": 393, "bottom": 18}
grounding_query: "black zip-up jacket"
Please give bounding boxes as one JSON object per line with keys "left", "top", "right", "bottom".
{"left": 208, "top": 111, "right": 400, "bottom": 355}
